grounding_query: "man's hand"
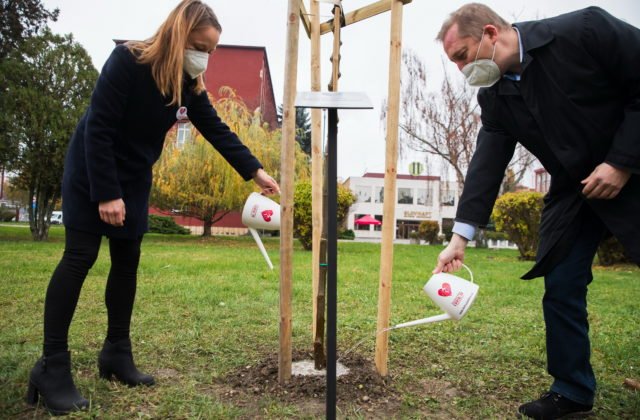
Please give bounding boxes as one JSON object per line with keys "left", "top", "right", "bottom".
{"left": 252, "top": 168, "right": 280, "bottom": 195}
{"left": 581, "top": 162, "right": 631, "bottom": 199}
{"left": 99, "top": 198, "right": 126, "bottom": 227}
{"left": 433, "top": 233, "right": 469, "bottom": 274}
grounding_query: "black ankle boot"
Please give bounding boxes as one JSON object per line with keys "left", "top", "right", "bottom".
{"left": 26, "top": 351, "right": 90, "bottom": 415}
{"left": 98, "top": 338, "right": 155, "bottom": 386}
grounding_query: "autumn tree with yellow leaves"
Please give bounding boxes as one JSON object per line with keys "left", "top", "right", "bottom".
{"left": 151, "top": 88, "right": 309, "bottom": 236}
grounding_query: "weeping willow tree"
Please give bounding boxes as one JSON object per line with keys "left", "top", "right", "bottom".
{"left": 152, "top": 88, "right": 309, "bottom": 236}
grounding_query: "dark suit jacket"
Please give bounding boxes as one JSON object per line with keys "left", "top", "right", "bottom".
{"left": 62, "top": 44, "right": 262, "bottom": 239}
{"left": 456, "top": 7, "right": 640, "bottom": 278}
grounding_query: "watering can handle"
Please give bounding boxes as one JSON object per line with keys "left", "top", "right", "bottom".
{"left": 461, "top": 263, "right": 474, "bottom": 283}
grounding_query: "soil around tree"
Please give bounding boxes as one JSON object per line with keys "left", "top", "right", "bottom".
{"left": 215, "top": 349, "right": 404, "bottom": 417}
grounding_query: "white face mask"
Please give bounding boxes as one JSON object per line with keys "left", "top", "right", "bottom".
{"left": 461, "top": 32, "right": 501, "bottom": 88}
{"left": 183, "top": 49, "right": 209, "bottom": 79}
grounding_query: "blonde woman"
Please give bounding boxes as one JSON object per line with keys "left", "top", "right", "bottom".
{"left": 26, "top": 0, "right": 279, "bottom": 414}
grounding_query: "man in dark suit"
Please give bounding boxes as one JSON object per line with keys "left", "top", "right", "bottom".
{"left": 433, "top": 3, "right": 640, "bottom": 419}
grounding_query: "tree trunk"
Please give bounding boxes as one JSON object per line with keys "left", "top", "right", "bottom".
{"left": 314, "top": 237, "right": 327, "bottom": 369}
{"left": 27, "top": 186, "right": 37, "bottom": 240}
{"left": 202, "top": 219, "right": 212, "bottom": 237}
{"left": 314, "top": 152, "right": 329, "bottom": 370}
{"left": 29, "top": 182, "right": 57, "bottom": 241}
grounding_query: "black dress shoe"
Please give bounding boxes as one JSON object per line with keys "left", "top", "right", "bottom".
{"left": 518, "top": 391, "right": 593, "bottom": 419}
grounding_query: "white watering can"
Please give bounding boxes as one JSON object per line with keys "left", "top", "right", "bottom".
{"left": 337, "top": 265, "right": 480, "bottom": 363}
{"left": 241, "top": 192, "right": 281, "bottom": 270}
{"left": 390, "top": 264, "right": 479, "bottom": 329}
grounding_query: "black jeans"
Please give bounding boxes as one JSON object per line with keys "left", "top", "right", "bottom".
{"left": 544, "top": 209, "right": 606, "bottom": 405}
{"left": 43, "top": 228, "right": 142, "bottom": 356}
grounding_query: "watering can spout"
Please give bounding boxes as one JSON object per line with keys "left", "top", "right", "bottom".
{"left": 392, "top": 313, "right": 452, "bottom": 330}
{"left": 248, "top": 227, "right": 273, "bottom": 270}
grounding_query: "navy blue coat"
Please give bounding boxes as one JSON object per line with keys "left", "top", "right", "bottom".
{"left": 456, "top": 7, "right": 640, "bottom": 277}
{"left": 62, "top": 45, "right": 262, "bottom": 239}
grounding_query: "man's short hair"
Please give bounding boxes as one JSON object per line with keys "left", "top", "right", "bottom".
{"left": 437, "top": 3, "right": 510, "bottom": 42}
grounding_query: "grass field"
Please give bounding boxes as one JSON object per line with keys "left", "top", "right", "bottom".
{"left": 0, "top": 224, "right": 638, "bottom": 418}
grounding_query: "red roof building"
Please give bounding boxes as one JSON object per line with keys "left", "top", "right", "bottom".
{"left": 205, "top": 45, "right": 278, "bottom": 128}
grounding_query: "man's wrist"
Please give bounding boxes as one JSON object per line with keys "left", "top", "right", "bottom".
{"left": 451, "top": 233, "right": 469, "bottom": 246}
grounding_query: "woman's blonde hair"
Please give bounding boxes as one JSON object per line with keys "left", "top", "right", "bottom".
{"left": 127, "top": 0, "right": 221, "bottom": 106}
{"left": 437, "top": 3, "right": 510, "bottom": 43}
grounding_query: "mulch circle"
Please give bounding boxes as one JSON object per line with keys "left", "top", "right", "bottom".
{"left": 217, "top": 349, "right": 402, "bottom": 412}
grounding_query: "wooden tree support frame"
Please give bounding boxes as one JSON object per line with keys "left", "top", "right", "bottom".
{"left": 375, "top": 0, "right": 404, "bottom": 377}
{"left": 299, "top": 0, "right": 412, "bottom": 38}
{"left": 280, "top": 0, "right": 412, "bottom": 392}
{"left": 311, "top": 0, "right": 343, "bottom": 371}
{"left": 279, "top": 0, "right": 301, "bottom": 385}
{"left": 309, "top": 0, "right": 326, "bottom": 370}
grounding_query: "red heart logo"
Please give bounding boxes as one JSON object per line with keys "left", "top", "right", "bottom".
{"left": 179, "top": 107, "right": 186, "bottom": 115}
{"left": 261, "top": 210, "right": 273, "bottom": 222}
{"left": 438, "top": 282, "right": 452, "bottom": 297}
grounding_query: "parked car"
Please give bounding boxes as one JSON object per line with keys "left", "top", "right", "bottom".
{"left": 51, "top": 211, "right": 63, "bottom": 225}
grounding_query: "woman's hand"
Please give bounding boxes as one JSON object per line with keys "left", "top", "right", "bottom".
{"left": 99, "top": 198, "right": 126, "bottom": 226}
{"left": 252, "top": 168, "right": 280, "bottom": 195}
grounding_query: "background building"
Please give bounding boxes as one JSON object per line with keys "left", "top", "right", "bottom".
{"left": 343, "top": 172, "right": 459, "bottom": 240}
{"left": 534, "top": 168, "right": 550, "bottom": 193}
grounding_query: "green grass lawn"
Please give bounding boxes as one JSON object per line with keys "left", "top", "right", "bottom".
{"left": 1, "top": 224, "right": 638, "bottom": 418}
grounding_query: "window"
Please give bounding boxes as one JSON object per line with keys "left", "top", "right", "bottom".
{"left": 416, "top": 188, "right": 432, "bottom": 206}
{"left": 441, "top": 190, "right": 455, "bottom": 206}
{"left": 397, "top": 188, "right": 413, "bottom": 204}
{"left": 355, "top": 186, "right": 371, "bottom": 203}
{"left": 374, "top": 215, "right": 383, "bottom": 231}
{"left": 374, "top": 186, "right": 384, "bottom": 203}
{"left": 176, "top": 122, "right": 193, "bottom": 147}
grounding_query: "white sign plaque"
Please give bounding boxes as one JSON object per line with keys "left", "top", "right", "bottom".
{"left": 295, "top": 91, "right": 373, "bottom": 110}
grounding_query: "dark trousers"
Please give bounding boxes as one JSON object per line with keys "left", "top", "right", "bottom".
{"left": 544, "top": 210, "right": 605, "bottom": 405}
{"left": 43, "top": 228, "right": 142, "bottom": 356}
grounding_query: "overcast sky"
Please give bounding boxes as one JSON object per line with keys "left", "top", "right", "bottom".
{"left": 42, "top": 0, "right": 640, "bottom": 183}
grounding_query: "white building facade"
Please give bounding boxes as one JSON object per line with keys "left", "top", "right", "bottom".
{"left": 343, "top": 173, "right": 459, "bottom": 240}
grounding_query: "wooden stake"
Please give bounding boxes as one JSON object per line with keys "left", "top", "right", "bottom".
{"left": 375, "top": 0, "right": 404, "bottom": 377}
{"left": 319, "top": 0, "right": 412, "bottom": 35}
{"left": 310, "top": 0, "right": 326, "bottom": 368}
{"left": 328, "top": 3, "right": 342, "bottom": 91}
{"left": 298, "top": 0, "right": 311, "bottom": 38}
{"left": 279, "top": 0, "right": 300, "bottom": 385}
